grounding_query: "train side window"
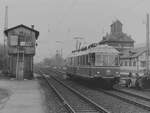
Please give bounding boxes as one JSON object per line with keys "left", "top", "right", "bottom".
{"left": 74, "top": 57, "right": 77, "bottom": 66}
{"left": 103, "top": 55, "right": 108, "bottom": 66}
{"left": 115, "top": 56, "right": 119, "bottom": 66}
{"left": 81, "top": 55, "right": 83, "bottom": 65}
{"left": 79, "top": 56, "right": 81, "bottom": 65}
{"left": 85, "top": 55, "right": 88, "bottom": 65}
{"left": 120, "top": 61, "right": 123, "bottom": 66}
{"left": 82, "top": 55, "right": 84, "bottom": 65}
{"left": 133, "top": 61, "right": 136, "bottom": 66}
{"left": 91, "top": 53, "right": 95, "bottom": 65}
{"left": 81, "top": 55, "right": 84, "bottom": 65}
{"left": 77, "top": 56, "right": 79, "bottom": 65}
{"left": 140, "top": 61, "right": 146, "bottom": 67}
{"left": 124, "top": 61, "right": 128, "bottom": 66}
{"left": 70, "top": 57, "right": 72, "bottom": 65}
{"left": 89, "top": 53, "right": 94, "bottom": 65}
{"left": 83, "top": 55, "right": 85, "bottom": 65}
{"left": 95, "top": 54, "right": 103, "bottom": 66}
{"left": 129, "top": 61, "right": 132, "bottom": 66}
{"left": 85, "top": 55, "right": 86, "bottom": 65}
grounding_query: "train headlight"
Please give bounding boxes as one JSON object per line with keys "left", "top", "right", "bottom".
{"left": 94, "top": 74, "right": 98, "bottom": 77}
{"left": 106, "top": 70, "right": 111, "bottom": 75}
{"left": 97, "top": 71, "right": 100, "bottom": 74}
{"left": 115, "top": 72, "right": 120, "bottom": 77}
{"left": 116, "top": 72, "right": 119, "bottom": 74}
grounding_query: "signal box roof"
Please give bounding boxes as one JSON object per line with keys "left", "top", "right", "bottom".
{"left": 4, "top": 24, "right": 39, "bottom": 40}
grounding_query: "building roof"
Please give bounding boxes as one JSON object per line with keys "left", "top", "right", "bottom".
{"left": 120, "top": 47, "right": 146, "bottom": 59}
{"left": 4, "top": 24, "right": 39, "bottom": 40}
{"left": 99, "top": 33, "right": 134, "bottom": 44}
{"left": 110, "top": 20, "right": 122, "bottom": 26}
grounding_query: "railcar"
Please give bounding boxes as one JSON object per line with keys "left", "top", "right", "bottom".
{"left": 66, "top": 44, "right": 120, "bottom": 89}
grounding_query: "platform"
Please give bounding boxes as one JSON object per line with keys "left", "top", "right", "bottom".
{"left": 0, "top": 79, "right": 45, "bottom": 113}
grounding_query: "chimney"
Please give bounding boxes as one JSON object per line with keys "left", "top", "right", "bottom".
{"left": 31, "top": 25, "right": 34, "bottom": 29}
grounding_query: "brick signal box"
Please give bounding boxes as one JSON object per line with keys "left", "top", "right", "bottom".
{"left": 4, "top": 24, "right": 39, "bottom": 80}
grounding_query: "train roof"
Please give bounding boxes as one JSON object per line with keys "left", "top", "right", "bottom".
{"left": 67, "top": 45, "right": 119, "bottom": 58}
{"left": 89, "top": 45, "right": 119, "bottom": 54}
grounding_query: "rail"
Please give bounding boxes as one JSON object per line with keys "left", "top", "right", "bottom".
{"left": 98, "top": 88, "right": 150, "bottom": 111}
{"left": 40, "top": 71, "right": 76, "bottom": 113}
{"left": 40, "top": 70, "right": 110, "bottom": 113}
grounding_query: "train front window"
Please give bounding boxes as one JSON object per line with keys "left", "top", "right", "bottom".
{"left": 95, "top": 53, "right": 119, "bottom": 66}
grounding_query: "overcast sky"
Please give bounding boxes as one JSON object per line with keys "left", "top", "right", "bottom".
{"left": 0, "top": 0, "right": 150, "bottom": 62}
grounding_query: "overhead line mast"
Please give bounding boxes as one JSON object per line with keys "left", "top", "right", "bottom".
{"left": 3, "top": 6, "right": 8, "bottom": 71}
{"left": 74, "top": 37, "right": 84, "bottom": 50}
{"left": 146, "top": 14, "right": 149, "bottom": 75}
{"left": 4, "top": 6, "right": 8, "bottom": 48}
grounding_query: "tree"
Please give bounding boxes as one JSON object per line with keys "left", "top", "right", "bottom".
{"left": 40, "top": 53, "right": 65, "bottom": 67}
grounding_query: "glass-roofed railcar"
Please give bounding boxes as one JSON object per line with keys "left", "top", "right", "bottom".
{"left": 66, "top": 44, "right": 120, "bottom": 89}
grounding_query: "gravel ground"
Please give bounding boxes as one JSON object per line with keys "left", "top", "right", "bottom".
{"left": 115, "top": 85, "right": 150, "bottom": 98}
{"left": 38, "top": 77, "right": 68, "bottom": 113}
{"left": 49, "top": 77, "right": 100, "bottom": 113}
{"left": 0, "top": 88, "right": 10, "bottom": 109}
{"left": 0, "top": 88, "right": 10, "bottom": 99}
{"left": 52, "top": 74, "right": 150, "bottom": 113}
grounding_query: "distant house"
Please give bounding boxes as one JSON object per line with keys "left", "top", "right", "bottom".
{"left": 99, "top": 20, "right": 134, "bottom": 52}
{"left": 120, "top": 47, "right": 149, "bottom": 76}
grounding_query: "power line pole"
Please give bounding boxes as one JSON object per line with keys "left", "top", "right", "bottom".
{"left": 56, "top": 41, "right": 63, "bottom": 57}
{"left": 146, "top": 13, "right": 149, "bottom": 75}
{"left": 3, "top": 6, "right": 8, "bottom": 72}
{"left": 4, "top": 6, "right": 8, "bottom": 50}
{"left": 73, "top": 37, "right": 84, "bottom": 50}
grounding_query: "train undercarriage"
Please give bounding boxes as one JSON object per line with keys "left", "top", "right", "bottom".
{"left": 66, "top": 72, "right": 119, "bottom": 89}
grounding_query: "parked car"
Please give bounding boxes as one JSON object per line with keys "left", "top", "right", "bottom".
{"left": 119, "top": 73, "right": 139, "bottom": 87}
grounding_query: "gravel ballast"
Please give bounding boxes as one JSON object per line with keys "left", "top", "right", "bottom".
{"left": 54, "top": 74, "right": 150, "bottom": 113}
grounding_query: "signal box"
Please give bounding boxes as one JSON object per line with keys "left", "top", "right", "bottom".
{"left": 4, "top": 24, "right": 39, "bottom": 80}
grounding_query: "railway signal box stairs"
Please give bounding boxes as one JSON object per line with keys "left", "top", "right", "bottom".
{"left": 4, "top": 24, "right": 39, "bottom": 80}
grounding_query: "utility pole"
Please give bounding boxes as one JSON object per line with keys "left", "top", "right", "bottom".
{"left": 3, "top": 6, "right": 8, "bottom": 72}
{"left": 4, "top": 6, "right": 8, "bottom": 52}
{"left": 146, "top": 13, "right": 149, "bottom": 75}
{"left": 56, "top": 41, "right": 63, "bottom": 57}
{"left": 73, "top": 37, "right": 84, "bottom": 50}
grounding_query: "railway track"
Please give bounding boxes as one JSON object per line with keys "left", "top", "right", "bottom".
{"left": 113, "top": 87, "right": 150, "bottom": 102}
{"left": 40, "top": 71, "right": 110, "bottom": 113}
{"left": 40, "top": 69, "right": 150, "bottom": 112}
{"left": 98, "top": 87, "right": 150, "bottom": 111}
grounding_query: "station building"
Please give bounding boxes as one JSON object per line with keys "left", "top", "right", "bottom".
{"left": 99, "top": 20, "right": 150, "bottom": 76}
{"left": 99, "top": 20, "right": 134, "bottom": 52}
{"left": 119, "top": 47, "right": 150, "bottom": 76}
